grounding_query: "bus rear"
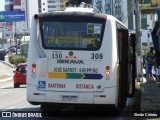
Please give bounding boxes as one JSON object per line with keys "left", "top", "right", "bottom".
{"left": 27, "top": 10, "right": 124, "bottom": 111}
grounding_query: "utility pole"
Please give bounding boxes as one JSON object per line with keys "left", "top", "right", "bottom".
{"left": 147, "top": 32, "right": 150, "bottom": 51}
{"left": 134, "top": 0, "right": 143, "bottom": 81}
{"left": 112, "top": 0, "right": 114, "bottom": 16}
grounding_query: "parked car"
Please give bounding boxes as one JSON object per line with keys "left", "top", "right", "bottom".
{"left": 13, "top": 63, "right": 27, "bottom": 88}
{"left": 6, "top": 45, "right": 20, "bottom": 54}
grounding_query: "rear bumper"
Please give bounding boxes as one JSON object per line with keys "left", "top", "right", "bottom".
{"left": 40, "top": 102, "right": 117, "bottom": 111}
{"left": 14, "top": 79, "right": 26, "bottom": 85}
{"left": 27, "top": 85, "right": 118, "bottom": 106}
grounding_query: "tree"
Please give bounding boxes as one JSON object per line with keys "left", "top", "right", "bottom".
{"left": 66, "top": 0, "right": 92, "bottom": 7}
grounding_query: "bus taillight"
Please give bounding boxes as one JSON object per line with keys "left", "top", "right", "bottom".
{"left": 105, "top": 66, "right": 110, "bottom": 80}
{"left": 32, "top": 63, "right": 37, "bottom": 73}
{"left": 105, "top": 71, "right": 110, "bottom": 75}
{"left": 32, "top": 64, "right": 36, "bottom": 68}
{"left": 106, "top": 66, "right": 110, "bottom": 70}
{"left": 32, "top": 68, "right": 36, "bottom": 73}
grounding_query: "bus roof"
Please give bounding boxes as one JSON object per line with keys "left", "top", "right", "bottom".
{"left": 36, "top": 7, "right": 127, "bottom": 29}
{"left": 65, "top": 7, "right": 94, "bottom": 12}
{"left": 37, "top": 11, "right": 107, "bottom": 22}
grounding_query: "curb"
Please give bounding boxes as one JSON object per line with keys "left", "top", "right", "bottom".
{"left": 0, "top": 60, "right": 15, "bottom": 68}
{"left": 0, "top": 77, "right": 12, "bottom": 83}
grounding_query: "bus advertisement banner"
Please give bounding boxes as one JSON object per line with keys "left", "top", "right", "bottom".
{"left": 0, "top": 11, "right": 25, "bottom": 22}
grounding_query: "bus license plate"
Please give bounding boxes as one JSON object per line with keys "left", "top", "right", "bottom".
{"left": 62, "top": 96, "right": 78, "bottom": 102}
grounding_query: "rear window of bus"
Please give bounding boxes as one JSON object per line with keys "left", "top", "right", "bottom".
{"left": 40, "top": 22, "right": 104, "bottom": 50}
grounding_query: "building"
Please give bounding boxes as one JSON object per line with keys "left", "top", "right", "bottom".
{"left": 140, "top": 14, "right": 157, "bottom": 55}
{"left": 92, "top": 0, "right": 128, "bottom": 27}
{"left": 4, "top": 0, "right": 39, "bottom": 38}
{"left": 4, "top": 0, "right": 68, "bottom": 33}
{"left": 5, "top": 0, "right": 28, "bottom": 38}
{"left": 47, "top": 0, "right": 68, "bottom": 12}
{"left": 5, "top": 0, "right": 13, "bottom": 11}
{"left": 127, "top": 0, "right": 157, "bottom": 55}
{"left": 14, "top": 0, "right": 29, "bottom": 35}
{"left": 38, "top": 0, "right": 48, "bottom": 13}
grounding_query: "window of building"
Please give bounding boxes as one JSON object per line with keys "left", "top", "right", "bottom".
{"left": 13, "top": 0, "right": 21, "bottom": 5}
{"left": 43, "top": 8, "right": 45, "bottom": 11}
{"left": 39, "top": 9, "right": 42, "bottom": 13}
{"left": 5, "top": 4, "right": 13, "bottom": 11}
{"left": 43, "top": 3, "right": 45, "bottom": 5}
{"left": 150, "top": 15, "right": 152, "bottom": 20}
{"left": 14, "top": 9, "right": 21, "bottom": 11}
{"left": 48, "top": 1, "right": 56, "bottom": 3}
{"left": 6, "top": 0, "right": 13, "bottom": 2}
{"left": 48, "top": 5, "right": 56, "bottom": 8}
{"left": 38, "top": 0, "right": 41, "bottom": 12}
{"left": 141, "top": 15, "right": 147, "bottom": 29}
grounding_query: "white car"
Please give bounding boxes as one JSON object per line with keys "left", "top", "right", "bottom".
{"left": 6, "top": 45, "right": 20, "bottom": 53}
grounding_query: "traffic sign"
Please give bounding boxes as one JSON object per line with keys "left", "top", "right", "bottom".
{"left": 0, "top": 11, "right": 25, "bottom": 22}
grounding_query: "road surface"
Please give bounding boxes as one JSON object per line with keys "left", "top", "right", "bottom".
{"left": 0, "top": 81, "right": 139, "bottom": 120}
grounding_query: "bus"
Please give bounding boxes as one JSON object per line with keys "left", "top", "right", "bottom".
{"left": 27, "top": 7, "right": 135, "bottom": 113}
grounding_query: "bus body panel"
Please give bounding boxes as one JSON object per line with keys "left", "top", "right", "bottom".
{"left": 45, "top": 87, "right": 117, "bottom": 104}
{"left": 27, "top": 85, "right": 46, "bottom": 103}
{"left": 27, "top": 11, "right": 129, "bottom": 109}
{"left": 27, "top": 20, "right": 117, "bottom": 90}
{"left": 27, "top": 85, "right": 117, "bottom": 105}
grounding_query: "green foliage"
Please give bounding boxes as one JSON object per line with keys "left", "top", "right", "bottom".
{"left": 9, "top": 55, "right": 15, "bottom": 64}
{"left": 14, "top": 39, "right": 21, "bottom": 45}
{"left": 0, "top": 51, "right": 4, "bottom": 56}
{"left": 66, "top": 0, "right": 92, "bottom": 7}
{"left": 9, "top": 55, "right": 27, "bottom": 67}
{"left": 135, "top": 82, "right": 140, "bottom": 90}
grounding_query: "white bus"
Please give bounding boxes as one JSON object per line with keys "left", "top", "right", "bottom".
{"left": 27, "top": 7, "right": 135, "bottom": 113}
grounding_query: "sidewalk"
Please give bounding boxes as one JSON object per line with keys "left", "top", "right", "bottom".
{"left": 140, "top": 82, "right": 160, "bottom": 111}
{"left": 0, "top": 76, "right": 13, "bottom": 83}
{"left": 0, "top": 60, "right": 15, "bottom": 68}
{"left": 0, "top": 60, "right": 14, "bottom": 83}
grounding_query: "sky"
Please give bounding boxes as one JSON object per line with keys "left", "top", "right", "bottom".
{"left": 0, "top": 0, "right": 5, "bottom": 11}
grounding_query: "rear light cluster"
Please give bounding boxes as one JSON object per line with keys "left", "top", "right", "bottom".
{"left": 32, "top": 63, "right": 36, "bottom": 78}
{"left": 105, "top": 66, "right": 110, "bottom": 80}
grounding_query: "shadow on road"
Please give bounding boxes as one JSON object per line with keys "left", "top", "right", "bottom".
{"left": 0, "top": 107, "right": 120, "bottom": 117}
{"left": 1, "top": 86, "right": 26, "bottom": 89}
